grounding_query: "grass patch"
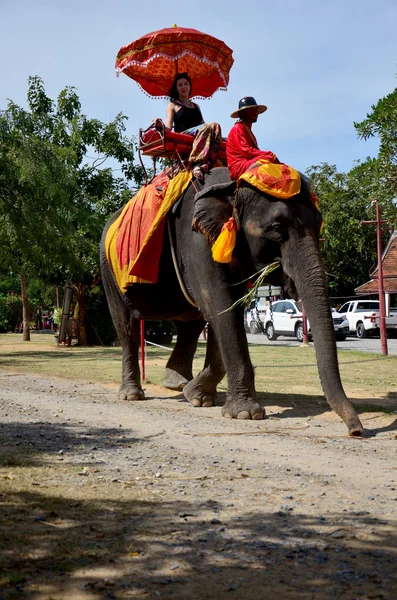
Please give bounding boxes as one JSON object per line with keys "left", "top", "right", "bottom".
{"left": 0, "top": 333, "right": 396, "bottom": 405}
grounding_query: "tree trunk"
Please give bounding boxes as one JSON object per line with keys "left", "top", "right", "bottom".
{"left": 281, "top": 230, "right": 364, "bottom": 436}
{"left": 75, "top": 283, "right": 87, "bottom": 346}
{"left": 20, "top": 271, "right": 30, "bottom": 342}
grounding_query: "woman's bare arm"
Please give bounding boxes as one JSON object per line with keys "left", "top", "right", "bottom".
{"left": 165, "top": 102, "right": 175, "bottom": 130}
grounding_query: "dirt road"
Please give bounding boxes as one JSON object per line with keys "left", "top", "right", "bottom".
{"left": 1, "top": 371, "right": 396, "bottom": 599}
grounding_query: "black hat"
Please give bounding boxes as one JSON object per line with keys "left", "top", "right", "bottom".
{"left": 230, "top": 96, "right": 267, "bottom": 119}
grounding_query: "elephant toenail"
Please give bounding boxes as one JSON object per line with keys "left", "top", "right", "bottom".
{"left": 202, "top": 396, "right": 214, "bottom": 407}
{"left": 127, "top": 393, "right": 144, "bottom": 401}
{"left": 252, "top": 411, "right": 265, "bottom": 420}
{"left": 223, "top": 412, "right": 232, "bottom": 419}
{"left": 191, "top": 398, "right": 202, "bottom": 407}
{"left": 237, "top": 411, "right": 251, "bottom": 420}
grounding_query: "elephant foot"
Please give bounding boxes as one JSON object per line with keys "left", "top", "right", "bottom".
{"left": 349, "top": 425, "right": 364, "bottom": 437}
{"left": 327, "top": 397, "right": 365, "bottom": 437}
{"left": 163, "top": 368, "right": 191, "bottom": 391}
{"left": 119, "top": 386, "right": 145, "bottom": 402}
{"left": 345, "top": 414, "right": 365, "bottom": 437}
{"left": 183, "top": 378, "right": 216, "bottom": 408}
{"left": 222, "top": 397, "right": 266, "bottom": 420}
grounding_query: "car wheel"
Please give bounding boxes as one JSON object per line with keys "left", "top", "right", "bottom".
{"left": 295, "top": 322, "right": 304, "bottom": 343}
{"left": 266, "top": 322, "right": 277, "bottom": 341}
{"left": 356, "top": 322, "right": 368, "bottom": 339}
{"left": 249, "top": 322, "right": 258, "bottom": 335}
{"left": 336, "top": 334, "right": 346, "bottom": 341}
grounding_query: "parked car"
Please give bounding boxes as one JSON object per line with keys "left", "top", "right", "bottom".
{"left": 264, "top": 299, "right": 350, "bottom": 342}
{"left": 338, "top": 300, "right": 397, "bottom": 338}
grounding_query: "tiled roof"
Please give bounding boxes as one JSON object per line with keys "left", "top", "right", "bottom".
{"left": 355, "top": 231, "right": 397, "bottom": 295}
{"left": 369, "top": 231, "right": 397, "bottom": 278}
{"left": 355, "top": 278, "right": 397, "bottom": 294}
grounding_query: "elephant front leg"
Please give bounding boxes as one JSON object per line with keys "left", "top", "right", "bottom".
{"left": 182, "top": 322, "right": 265, "bottom": 420}
{"left": 222, "top": 391, "right": 265, "bottom": 420}
{"left": 163, "top": 318, "right": 206, "bottom": 391}
{"left": 211, "top": 308, "right": 265, "bottom": 420}
{"left": 183, "top": 325, "right": 224, "bottom": 407}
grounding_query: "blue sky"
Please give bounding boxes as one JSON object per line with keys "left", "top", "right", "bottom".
{"left": 1, "top": 0, "right": 396, "bottom": 174}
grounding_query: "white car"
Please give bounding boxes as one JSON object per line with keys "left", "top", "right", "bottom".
{"left": 264, "top": 299, "right": 349, "bottom": 342}
{"left": 336, "top": 299, "right": 397, "bottom": 338}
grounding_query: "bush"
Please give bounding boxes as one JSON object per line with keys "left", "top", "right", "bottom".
{"left": 84, "top": 283, "right": 176, "bottom": 346}
{"left": 0, "top": 297, "right": 19, "bottom": 332}
{"left": 144, "top": 321, "right": 176, "bottom": 346}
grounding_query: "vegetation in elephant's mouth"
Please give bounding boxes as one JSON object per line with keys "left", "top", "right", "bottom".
{"left": 218, "top": 260, "right": 281, "bottom": 316}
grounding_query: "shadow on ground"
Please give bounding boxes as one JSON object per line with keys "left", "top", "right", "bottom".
{"left": 0, "top": 422, "right": 145, "bottom": 468}
{"left": 1, "top": 414, "right": 397, "bottom": 598}
{"left": 188, "top": 390, "right": 397, "bottom": 436}
{"left": 0, "top": 487, "right": 396, "bottom": 599}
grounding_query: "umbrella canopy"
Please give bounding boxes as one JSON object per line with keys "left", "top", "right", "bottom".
{"left": 115, "top": 26, "right": 234, "bottom": 99}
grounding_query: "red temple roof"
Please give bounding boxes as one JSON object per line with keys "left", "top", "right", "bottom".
{"left": 355, "top": 231, "right": 397, "bottom": 295}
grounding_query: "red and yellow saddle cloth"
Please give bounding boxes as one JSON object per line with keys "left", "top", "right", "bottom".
{"left": 238, "top": 159, "right": 322, "bottom": 229}
{"left": 238, "top": 159, "right": 301, "bottom": 199}
{"left": 105, "top": 170, "right": 191, "bottom": 292}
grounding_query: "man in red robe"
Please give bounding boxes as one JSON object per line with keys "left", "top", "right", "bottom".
{"left": 226, "top": 97, "right": 278, "bottom": 180}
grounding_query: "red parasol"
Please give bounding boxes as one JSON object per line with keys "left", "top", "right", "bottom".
{"left": 115, "top": 25, "right": 234, "bottom": 99}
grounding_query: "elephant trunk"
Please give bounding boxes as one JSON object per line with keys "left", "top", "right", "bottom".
{"left": 281, "top": 230, "right": 364, "bottom": 436}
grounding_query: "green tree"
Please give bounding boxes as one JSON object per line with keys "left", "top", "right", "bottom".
{"left": 307, "top": 163, "right": 372, "bottom": 297}
{"left": 0, "top": 107, "right": 77, "bottom": 339}
{"left": 307, "top": 81, "right": 397, "bottom": 299}
{"left": 307, "top": 160, "right": 396, "bottom": 298}
{"left": 354, "top": 86, "right": 397, "bottom": 196}
{"left": 0, "top": 76, "right": 144, "bottom": 342}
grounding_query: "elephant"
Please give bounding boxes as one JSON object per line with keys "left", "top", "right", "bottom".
{"left": 100, "top": 167, "right": 364, "bottom": 436}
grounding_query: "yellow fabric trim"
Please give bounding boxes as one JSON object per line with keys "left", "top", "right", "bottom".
{"left": 105, "top": 171, "right": 191, "bottom": 293}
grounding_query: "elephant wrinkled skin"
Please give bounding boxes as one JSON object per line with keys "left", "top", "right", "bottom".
{"left": 100, "top": 167, "right": 364, "bottom": 436}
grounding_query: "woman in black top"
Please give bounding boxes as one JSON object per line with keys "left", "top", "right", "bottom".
{"left": 163, "top": 72, "right": 222, "bottom": 179}
{"left": 165, "top": 72, "right": 204, "bottom": 133}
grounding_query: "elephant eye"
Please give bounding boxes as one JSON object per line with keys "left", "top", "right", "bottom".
{"left": 268, "top": 217, "right": 287, "bottom": 233}
{"left": 271, "top": 221, "right": 283, "bottom": 231}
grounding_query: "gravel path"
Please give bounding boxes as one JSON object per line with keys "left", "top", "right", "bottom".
{"left": 0, "top": 371, "right": 396, "bottom": 599}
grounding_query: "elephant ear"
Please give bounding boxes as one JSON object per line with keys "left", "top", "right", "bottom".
{"left": 192, "top": 172, "right": 237, "bottom": 244}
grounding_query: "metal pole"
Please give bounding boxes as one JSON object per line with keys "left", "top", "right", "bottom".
{"left": 375, "top": 200, "right": 388, "bottom": 355}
